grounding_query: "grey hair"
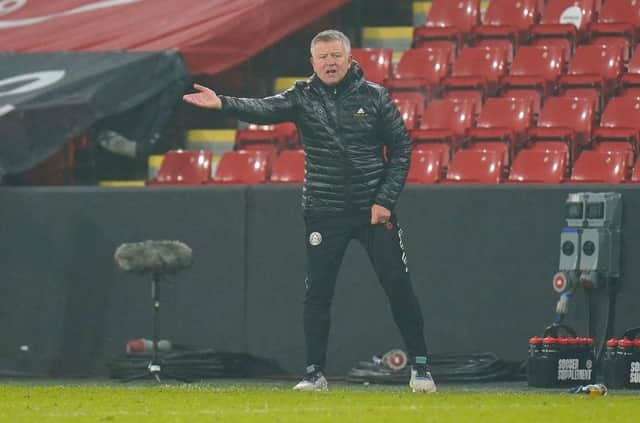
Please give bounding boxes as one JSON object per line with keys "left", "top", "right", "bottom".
{"left": 310, "top": 29, "right": 351, "bottom": 56}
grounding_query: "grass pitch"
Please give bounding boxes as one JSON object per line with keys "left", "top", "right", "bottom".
{"left": 1, "top": 380, "right": 639, "bottom": 422}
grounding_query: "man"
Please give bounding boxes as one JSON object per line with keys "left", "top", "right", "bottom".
{"left": 183, "top": 30, "right": 435, "bottom": 393}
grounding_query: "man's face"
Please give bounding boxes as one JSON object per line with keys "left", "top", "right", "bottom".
{"left": 310, "top": 40, "right": 352, "bottom": 86}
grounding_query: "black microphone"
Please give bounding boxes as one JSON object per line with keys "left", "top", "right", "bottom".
{"left": 114, "top": 240, "right": 193, "bottom": 274}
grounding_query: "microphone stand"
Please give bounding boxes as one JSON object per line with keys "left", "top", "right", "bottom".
{"left": 123, "top": 272, "right": 190, "bottom": 383}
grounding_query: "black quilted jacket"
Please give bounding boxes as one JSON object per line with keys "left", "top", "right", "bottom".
{"left": 220, "top": 62, "right": 411, "bottom": 216}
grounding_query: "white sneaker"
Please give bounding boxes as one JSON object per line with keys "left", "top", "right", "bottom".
{"left": 409, "top": 368, "right": 437, "bottom": 393}
{"left": 293, "top": 371, "right": 328, "bottom": 391}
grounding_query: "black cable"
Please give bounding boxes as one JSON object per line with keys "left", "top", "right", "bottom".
{"left": 346, "top": 352, "right": 522, "bottom": 384}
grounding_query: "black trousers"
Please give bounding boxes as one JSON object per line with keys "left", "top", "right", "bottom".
{"left": 303, "top": 213, "right": 428, "bottom": 372}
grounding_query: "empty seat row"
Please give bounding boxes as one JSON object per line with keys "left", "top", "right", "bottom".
{"left": 408, "top": 95, "right": 640, "bottom": 170}
{"left": 147, "top": 146, "right": 640, "bottom": 186}
{"left": 414, "top": 0, "right": 640, "bottom": 62}
{"left": 383, "top": 42, "right": 640, "bottom": 121}
{"left": 147, "top": 149, "right": 305, "bottom": 185}
{"left": 408, "top": 147, "right": 638, "bottom": 184}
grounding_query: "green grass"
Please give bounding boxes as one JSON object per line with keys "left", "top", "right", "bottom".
{"left": 0, "top": 381, "right": 639, "bottom": 422}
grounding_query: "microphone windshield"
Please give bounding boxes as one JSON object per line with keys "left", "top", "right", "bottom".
{"left": 115, "top": 240, "right": 193, "bottom": 274}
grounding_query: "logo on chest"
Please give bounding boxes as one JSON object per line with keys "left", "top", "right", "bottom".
{"left": 353, "top": 107, "right": 368, "bottom": 118}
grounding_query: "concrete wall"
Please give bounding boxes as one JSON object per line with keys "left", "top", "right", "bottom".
{"left": 1, "top": 184, "right": 638, "bottom": 377}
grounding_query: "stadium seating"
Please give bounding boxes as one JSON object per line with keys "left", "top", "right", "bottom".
{"left": 390, "top": 91, "right": 428, "bottom": 121}
{"left": 442, "top": 46, "right": 509, "bottom": 103}
{"left": 177, "top": 1, "right": 640, "bottom": 187}
{"left": 351, "top": 48, "right": 393, "bottom": 85}
{"left": 508, "top": 150, "right": 567, "bottom": 183}
{"left": 499, "top": 46, "right": 565, "bottom": 117}
{"left": 591, "top": 96, "right": 640, "bottom": 164}
{"left": 410, "top": 99, "right": 476, "bottom": 166}
{"left": 406, "top": 150, "right": 442, "bottom": 183}
{"left": 466, "top": 97, "right": 534, "bottom": 165}
{"left": 270, "top": 149, "right": 304, "bottom": 183}
{"left": 471, "top": 0, "right": 541, "bottom": 61}
{"left": 558, "top": 44, "right": 624, "bottom": 111}
{"left": 393, "top": 98, "right": 419, "bottom": 130}
{"left": 444, "top": 150, "right": 504, "bottom": 184}
{"left": 569, "top": 151, "right": 628, "bottom": 183}
{"left": 589, "top": 0, "right": 640, "bottom": 61}
{"left": 631, "top": 160, "right": 640, "bottom": 182}
{"left": 235, "top": 122, "right": 298, "bottom": 152}
{"left": 527, "top": 96, "right": 596, "bottom": 164}
{"left": 412, "top": 0, "right": 481, "bottom": 56}
{"left": 212, "top": 150, "right": 272, "bottom": 184}
{"left": 147, "top": 150, "right": 212, "bottom": 185}
{"left": 385, "top": 46, "right": 452, "bottom": 102}
{"left": 530, "top": 0, "right": 598, "bottom": 61}
{"left": 619, "top": 45, "right": 640, "bottom": 96}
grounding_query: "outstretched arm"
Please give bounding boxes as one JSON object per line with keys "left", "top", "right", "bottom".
{"left": 183, "top": 83, "right": 297, "bottom": 124}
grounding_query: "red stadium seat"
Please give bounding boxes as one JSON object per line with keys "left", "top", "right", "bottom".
{"left": 384, "top": 47, "right": 452, "bottom": 101}
{"left": 410, "top": 99, "right": 476, "bottom": 166}
{"left": 592, "top": 141, "right": 635, "bottom": 166}
{"left": 626, "top": 45, "right": 640, "bottom": 73}
{"left": 443, "top": 46, "right": 509, "bottom": 100}
{"left": 235, "top": 122, "right": 298, "bottom": 151}
{"left": 444, "top": 150, "right": 504, "bottom": 184}
{"left": 508, "top": 150, "right": 567, "bottom": 183}
{"left": 412, "top": 143, "right": 452, "bottom": 169}
{"left": 527, "top": 96, "right": 596, "bottom": 163}
{"left": 465, "top": 142, "right": 510, "bottom": 169}
{"left": 619, "top": 45, "right": 640, "bottom": 96}
{"left": 596, "top": 95, "right": 640, "bottom": 135}
{"left": 393, "top": 99, "right": 419, "bottom": 130}
{"left": 530, "top": 0, "right": 598, "bottom": 60}
{"left": 212, "top": 150, "right": 271, "bottom": 184}
{"left": 558, "top": 45, "right": 624, "bottom": 111}
{"left": 270, "top": 149, "right": 304, "bottom": 183}
{"left": 351, "top": 48, "right": 393, "bottom": 85}
{"left": 589, "top": 0, "right": 640, "bottom": 61}
{"left": 471, "top": 0, "right": 541, "bottom": 60}
{"left": 470, "top": 97, "right": 533, "bottom": 143}
{"left": 527, "top": 140, "right": 571, "bottom": 162}
{"left": 595, "top": 0, "right": 640, "bottom": 26}
{"left": 390, "top": 91, "right": 427, "bottom": 122}
{"left": 413, "top": 0, "right": 481, "bottom": 56}
{"left": 591, "top": 96, "right": 640, "bottom": 164}
{"left": 631, "top": 160, "right": 640, "bottom": 182}
{"left": 499, "top": 46, "right": 564, "bottom": 117}
{"left": 406, "top": 150, "right": 442, "bottom": 184}
{"left": 466, "top": 97, "right": 534, "bottom": 165}
{"left": 570, "top": 151, "right": 628, "bottom": 183}
{"left": 147, "top": 150, "right": 212, "bottom": 185}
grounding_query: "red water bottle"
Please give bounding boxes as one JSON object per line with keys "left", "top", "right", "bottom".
{"left": 617, "top": 338, "right": 634, "bottom": 359}
{"left": 528, "top": 336, "right": 543, "bottom": 358}
{"left": 605, "top": 338, "right": 618, "bottom": 360}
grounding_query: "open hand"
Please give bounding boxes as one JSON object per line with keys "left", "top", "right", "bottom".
{"left": 182, "top": 83, "right": 222, "bottom": 109}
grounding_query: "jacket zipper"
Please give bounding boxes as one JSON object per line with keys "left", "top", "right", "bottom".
{"left": 334, "top": 87, "right": 352, "bottom": 210}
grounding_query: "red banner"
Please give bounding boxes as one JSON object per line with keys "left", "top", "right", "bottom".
{"left": 0, "top": 0, "right": 350, "bottom": 74}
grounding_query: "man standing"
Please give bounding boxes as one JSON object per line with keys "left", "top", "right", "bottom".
{"left": 183, "top": 30, "right": 435, "bottom": 393}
